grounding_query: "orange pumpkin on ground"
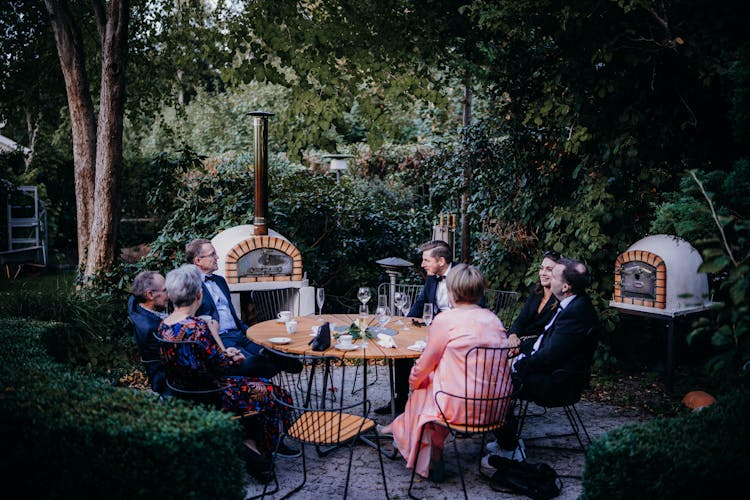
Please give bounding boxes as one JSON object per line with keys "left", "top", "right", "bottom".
{"left": 682, "top": 390, "right": 717, "bottom": 411}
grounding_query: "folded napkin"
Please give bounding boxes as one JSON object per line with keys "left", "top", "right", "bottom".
{"left": 407, "top": 340, "right": 426, "bottom": 351}
{"left": 377, "top": 333, "right": 397, "bottom": 348}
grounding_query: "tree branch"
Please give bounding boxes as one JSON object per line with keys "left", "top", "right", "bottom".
{"left": 689, "top": 170, "right": 737, "bottom": 266}
{"left": 92, "top": 0, "right": 106, "bottom": 42}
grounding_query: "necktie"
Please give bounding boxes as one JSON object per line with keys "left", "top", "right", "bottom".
{"left": 434, "top": 275, "right": 444, "bottom": 282}
{"left": 205, "top": 275, "right": 215, "bottom": 282}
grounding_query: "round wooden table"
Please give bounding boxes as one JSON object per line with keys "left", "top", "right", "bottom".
{"left": 246, "top": 313, "right": 428, "bottom": 360}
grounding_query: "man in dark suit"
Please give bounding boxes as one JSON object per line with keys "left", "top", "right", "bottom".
{"left": 186, "top": 238, "right": 300, "bottom": 378}
{"left": 128, "top": 270, "right": 169, "bottom": 394}
{"left": 376, "top": 240, "right": 455, "bottom": 415}
{"left": 488, "top": 257, "right": 600, "bottom": 457}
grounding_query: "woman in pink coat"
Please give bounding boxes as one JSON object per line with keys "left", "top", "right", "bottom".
{"left": 380, "top": 263, "right": 512, "bottom": 480}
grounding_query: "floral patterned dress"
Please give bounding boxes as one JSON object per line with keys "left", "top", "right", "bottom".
{"left": 157, "top": 316, "right": 293, "bottom": 453}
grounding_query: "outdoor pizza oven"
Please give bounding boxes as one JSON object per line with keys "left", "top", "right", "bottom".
{"left": 610, "top": 234, "right": 716, "bottom": 316}
{"left": 211, "top": 111, "right": 314, "bottom": 320}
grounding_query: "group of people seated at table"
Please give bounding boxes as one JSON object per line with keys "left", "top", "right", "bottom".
{"left": 128, "top": 238, "right": 302, "bottom": 484}
{"left": 128, "top": 236, "right": 600, "bottom": 486}
{"left": 378, "top": 241, "right": 599, "bottom": 482}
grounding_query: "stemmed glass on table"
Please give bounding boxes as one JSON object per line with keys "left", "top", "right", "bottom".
{"left": 316, "top": 288, "right": 325, "bottom": 321}
{"left": 422, "top": 303, "right": 434, "bottom": 342}
{"left": 393, "top": 292, "right": 406, "bottom": 326}
{"left": 358, "top": 287, "right": 372, "bottom": 309}
{"left": 400, "top": 293, "right": 412, "bottom": 330}
{"left": 375, "top": 304, "right": 392, "bottom": 335}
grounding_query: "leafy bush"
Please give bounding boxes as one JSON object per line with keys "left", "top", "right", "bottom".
{"left": 581, "top": 383, "right": 750, "bottom": 499}
{"left": 0, "top": 319, "right": 245, "bottom": 500}
{"left": 651, "top": 165, "right": 750, "bottom": 377}
{"left": 123, "top": 151, "right": 432, "bottom": 301}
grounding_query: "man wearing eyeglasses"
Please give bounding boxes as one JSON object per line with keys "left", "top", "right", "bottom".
{"left": 128, "top": 270, "right": 169, "bottom": 394}
{"left": 186, "top": 238, "right": 301, "bottom": 378}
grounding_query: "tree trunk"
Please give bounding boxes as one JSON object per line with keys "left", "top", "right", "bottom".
{"left": 44, "top": 0, "right": 96, "bottom": 268}
{"left": 460, "top": 81, "right": 472, "bottom": 263}
{"left": 45, "top": 0, "right": 129, "bottom": 282}
{"left": 85, "top": 0, "right": 129, "bottom": 277}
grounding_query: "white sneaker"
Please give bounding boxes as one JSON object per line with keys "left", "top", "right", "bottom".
{"left": 485, "top": 438, "right": 525, "bottom": 461}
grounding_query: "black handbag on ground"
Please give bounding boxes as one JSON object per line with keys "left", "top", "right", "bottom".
{"left": 309, "top": 322, "right": 331, "bottom": 351}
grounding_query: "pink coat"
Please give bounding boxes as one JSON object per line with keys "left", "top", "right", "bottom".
{"left": 390, "top": 305, "right": 511, "bottom": 478}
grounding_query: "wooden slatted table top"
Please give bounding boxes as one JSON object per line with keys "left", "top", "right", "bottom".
{"left": 246, "top": 314, "right": 427, "bottom": 360}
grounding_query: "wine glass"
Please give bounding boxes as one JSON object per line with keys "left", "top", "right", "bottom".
{"left": 357, "top": 304, "right": 369, "bottom": 331}
{"left": 377, "top": 293, "right": 388, "bottom": 309}
{"left": 357, "top": 287, "right": 371, "bottom": 307}
{"left": 422, "top": 303, "right": 434, "bottom": 343}
{"left": 376, "top": 305, "right": 391, "bottom": 334}
{"left": 393, "top": 292, "right": 406, "bottom": 325}
{"left": 400, "top": 294, "right": 412, "bottom": 330}
{"left": 422, "top": 303, "right": 434, "bottom": 327}
{"left": 316, "top": 288, "right": 325, "bottom": 320}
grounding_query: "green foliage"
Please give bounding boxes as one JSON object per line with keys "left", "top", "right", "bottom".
{"left": 651, "top": 165, "right": 750, "bottom": 376}
{"left": 581, "top": 383, "right": 750, "bottom": 499}
{"left": 122, "top": 150, "right": 431, "bottom": 301}
{"left": 0, "top": 273, "right": 132, "bottom": 375}
{"left": 0, "top": 319, "right": 245, "bottom": 499}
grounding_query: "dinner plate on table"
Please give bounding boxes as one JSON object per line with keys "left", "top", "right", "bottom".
{"left": 334, "top": 343, "right": 360, "bottom": 351}
{"left": 376, "top": 327, "right": 398, "bottom": 336}
{"left": 269, "top": 337, "right": 292, "bottom": 345}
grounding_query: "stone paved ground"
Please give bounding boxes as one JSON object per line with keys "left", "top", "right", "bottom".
{"left": 244, "top": 364, "right": 653, "bottom": 500}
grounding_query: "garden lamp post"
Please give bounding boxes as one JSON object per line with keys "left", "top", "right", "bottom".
{"left": 322, "top": 153, "right": 354, "bottom": 183}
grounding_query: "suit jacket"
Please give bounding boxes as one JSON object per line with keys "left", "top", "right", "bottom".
{"left": 513, "top": 293, "right": 599, "bottom": 406}
{"left": 196, "top": 274, "right": 248, "bottom": 332}
{"left": 508, "top": 287, "right": 559, "bottom": 338}
{"left": 127, "top": 295, "right": 167, "bottom": 394}
{"left": 407, "top": 271, "right": 487, "bottom": 318}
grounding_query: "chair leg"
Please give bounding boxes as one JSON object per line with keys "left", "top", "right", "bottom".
{"left": 278, "top": 442, "right": 308, "bottom": 500}
{"left": 449, "top": 433, "right": 468, "bottom": 500}
{"left": 407, "top": 425, "right": 427, "bottom": 500}
{"left": 563, "top": 404, "right": 592, "bottom": 451}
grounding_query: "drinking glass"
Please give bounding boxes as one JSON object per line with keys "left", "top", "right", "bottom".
{"left": 357, "top": 304, "right": 369, "bottom": 331}
{"left": 422, "top": 303, "right": 434, "bottom": 327}
{"left": 400, "top": 294, "right": 412, "bottom": 330}
{"left": 376, "top": 305, "right": 391, "bottom": 334}
{"left": 357, "top": 287, "right": 371, "bottom": 306}
{"left": 393, "top": 292, "right": 406, "bottom": 325}
{"left": 316, "top": 288, "right": 325, "bottom": 320}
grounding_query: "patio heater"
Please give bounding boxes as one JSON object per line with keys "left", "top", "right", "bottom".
{"left": 376, "top": 257, "right": 414, "bottom": 309}
{"left": 322, "top": 153, "right": 354, "bottom": 183}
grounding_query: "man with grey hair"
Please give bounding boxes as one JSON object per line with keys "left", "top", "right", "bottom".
{"left": 128, "top": 270, "right": 169, "bottom": 394}
{"left": 186, "top": 238, "right": 301, "bottom": 378}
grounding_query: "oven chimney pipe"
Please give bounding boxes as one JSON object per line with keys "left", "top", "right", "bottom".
{"left": 249, "top": 111, "right": 273, "bottom": 235}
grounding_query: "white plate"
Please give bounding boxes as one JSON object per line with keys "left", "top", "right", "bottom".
{"left": 407, "top": 345, "right": 425, "bottom": 352}
{"left": 268, "top": 337, "right": 292, "bottom": 345}
{"left": 334, "top": 343, "right": 360, "bottom": 351}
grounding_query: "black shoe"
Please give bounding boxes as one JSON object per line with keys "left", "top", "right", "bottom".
{"left": 374, "top": 400, "right": 406, "bottom": 416}
{"left": 242, "top": 446, "right": 273, "bottom": 484}
{"left": 274, "top": 440, "right": 301, "bottom": 458}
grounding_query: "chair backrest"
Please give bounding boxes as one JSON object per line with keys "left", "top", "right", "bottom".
{"left": 271, "top": 351, "right": 370, "bottom": 445}
{"left": 154, "top": 333, "right": 226, "bottom": 407}
{"left": 376, "top": 282, "right": 422, "bottom": 314}
{"left": 484, "top": 288, "right": 521, "bottom": 327}
{"left": 435, "top": 345, "right": 515, "bottom": 431}
{"left": 250, "top": 288, "right": 300, "bottom": 323}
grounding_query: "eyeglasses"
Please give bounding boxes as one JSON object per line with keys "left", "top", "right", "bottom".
{"left": 543, "top": 250, "right": 562, "bottom": 260}
{"left": 149, "top": 288, "right": 167, "bottom": 295}
{"left": 198, "top": 251, "right": 217, "bottom": 258}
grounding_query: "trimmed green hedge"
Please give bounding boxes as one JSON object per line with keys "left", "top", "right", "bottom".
{"left": 581, "top": 384, "right": 750, "bottom": 499}
{"left": 0, "top": 319, "right": 247, "bottom": 499}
